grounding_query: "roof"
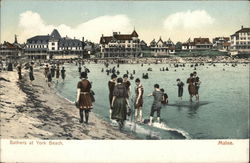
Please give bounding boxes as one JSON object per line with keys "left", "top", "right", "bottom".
{"left": 156, "top": 37, "right": 164, "bottom": 44}
{"left": 165, "top": 38, "right": 174, "bottom": 45}
{"left": 235, "top": 28, "right": 250, "bottom": 34}
{"left": 140, "top": 40, "right": 147, "bottom": 46}
{"left": 131, "top": 30, "right": 139, "bottom": 37}
{"left": 100, "top": 36, "right": 113, "bottom": 44}
{"left": 0, "top": 42, "right": 22, "bottom": 50}
{"left": 194, "top": 38, "right": 211, "bottom": 45}
{"left": 100, "top": 30, "right": 139, "bottom": 44}
{"left": 27, "top": 35, "right": 50, "bottom": 43}
{"left": 58, "top": 37, "right": 83, "bottom": 47}
{"left": 50, "top": 29, "right": 61, "bottom": 39}
{"left": 113, "top": 34, "right": 133, "bottom": 40}
{"left": 213, "top": 37, "right": 230, "bottom": 41}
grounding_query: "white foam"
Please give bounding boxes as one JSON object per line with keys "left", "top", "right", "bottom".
{"left": 152, "top": 122, "right": 191, "bottom": 139}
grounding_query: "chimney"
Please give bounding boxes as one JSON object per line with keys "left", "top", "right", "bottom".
{"left": 241, "top": 25, "right": 243, "bottom": 29}
{"left": 82, "top": 37, "right": 84, "bottom": 42}
{"left": 14, "top": 34, "right": 18, "bottom": 44}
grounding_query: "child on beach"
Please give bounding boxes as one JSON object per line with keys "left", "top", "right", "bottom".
{"left": 134, "top": 78, "right": 144, "bottom": 122}
{"left": 148, "top": 84, "right": 163, "bottom": 125}
{"left": 176, "top": 78, "right": 184, "bottom": 100}
{"left": 76, "top": 72, "right": 93, "bottom": 124}
{"left": 160, "top": 89, "right": 168, "bottom": 105}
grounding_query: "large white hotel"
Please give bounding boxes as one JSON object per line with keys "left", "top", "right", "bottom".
{"left": 230, "top": 26, "right": 250, "bottom": 55}
{"left": 99, "top": 30, "right": 141, "bottom": 58}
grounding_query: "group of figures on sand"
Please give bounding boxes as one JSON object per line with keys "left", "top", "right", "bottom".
{"left": 43, "top": 64, "right": 66, "bottom": 87}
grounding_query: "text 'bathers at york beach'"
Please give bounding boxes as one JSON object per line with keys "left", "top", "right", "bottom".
{"left": 9, "top": 140, "right": 63, "bottom": 145}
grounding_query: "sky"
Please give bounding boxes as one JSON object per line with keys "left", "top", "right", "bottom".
{"left": 1, "top": 0, "right": 250, "bottom": 44}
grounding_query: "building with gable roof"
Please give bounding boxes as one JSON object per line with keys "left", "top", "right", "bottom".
{"left": 99, "top": 30, "right": 141, "bottom": 58}
{"left": 0, "top": 35, "right": 24, "bottom": 59}
{"left": 182, "top": 38, "right": 195, "bottom": 50}
{"left": 230, "top": 26, "right": 250, "bottom": 56}
{"left": 182, "top": 37, "right": 212, "bottom": 50}
{"left": 25, "top": 29, "right": 85, "bottom": 59}
{"left": 149, "top": 37, "right": 175, "bottom": 56}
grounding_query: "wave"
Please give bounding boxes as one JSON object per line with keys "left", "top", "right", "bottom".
{"left": 151, "top": 122, "right": 191, "bottom": 139}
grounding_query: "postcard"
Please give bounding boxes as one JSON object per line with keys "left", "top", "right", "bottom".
{"left": 0, "top": 0, "right": 249, "bottom": 162}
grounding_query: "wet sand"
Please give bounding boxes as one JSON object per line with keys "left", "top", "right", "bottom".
{"left": 0, "top": 68, "right": 135, "bottom": 139}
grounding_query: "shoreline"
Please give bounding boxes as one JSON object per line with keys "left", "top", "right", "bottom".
{"left": 0, "top": 68, "right": 136, "bottom": 140}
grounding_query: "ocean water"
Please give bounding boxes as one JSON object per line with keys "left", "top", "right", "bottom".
{"left": 54, "top": 62, "right": 249, "bottom": 139}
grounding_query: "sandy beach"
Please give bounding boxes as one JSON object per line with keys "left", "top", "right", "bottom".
{"left": 0, "top": 67, "right": 135, "bottom": 140}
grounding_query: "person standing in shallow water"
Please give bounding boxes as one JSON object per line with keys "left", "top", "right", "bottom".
{"left": 108, "top": 74, "right": 117, "bottom": 119}
{"left": 176, "top": 78, "right": 184, "bottom": 100}
{"left": 187, "top": 73, "right": 196, "bottom": 102}
{"left": 44, "top": 64, "right": 49, "bottom": 81}
{"left": 51, "top": 65, "right": 55, "bottom": 78}
{"left": 148, "top": 84, "right": 163, "bottom": 125}
{"left": 29, "top": 63, "right": 35, "bottom": 85}
{"left": 123, "top": 74, "right": 131, "bottom": 97}
{"left": 55, "top": 65, "right": 60, "bottom": 83}
{"left": 61, "top": 67, "right": 66, "bottom": 81}
{"left": 134, "top": 78, "right": 144, "bottom": 122}
{"left": 76, "top": 72, "right": 93, "bottom": 124}
{"left": 111, "top": 77, "right": 129, "bottom": 130}
{"left": 193, "top": 71, "right": 201, "bottom": 102}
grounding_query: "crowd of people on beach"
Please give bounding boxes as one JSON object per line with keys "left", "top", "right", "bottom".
{"left": 9, "top": 59, "right": 204, "bottom": 130}
{"left": 4, "top": 57, "right": 248, "bottom": 132}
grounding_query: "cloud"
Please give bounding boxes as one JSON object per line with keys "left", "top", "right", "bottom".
{"left": 163, "top": 10, "right": 215, "bottom": 30}
{"left": 18, "top": 11, "right": 133, "bottom": 43}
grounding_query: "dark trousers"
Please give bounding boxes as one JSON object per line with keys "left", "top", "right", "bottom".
{"left": 150, "top": 106, "right": 161, "bottom": 117}
{"left": 178, "top": 88, "right": 183, "bottom": 97}
{"left": 79, "top": 109, "right": 90, "bottom": 123}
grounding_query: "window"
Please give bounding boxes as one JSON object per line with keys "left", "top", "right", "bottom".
{"left": 52, "top": 42, "right": 55, "bottom": 45}
{"left": 52, "top": 47, "right": 55, "bottom": 50}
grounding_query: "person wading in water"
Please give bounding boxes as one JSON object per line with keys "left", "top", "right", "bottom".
{"left": 176, "top": 78, "right": 184, "bottom": 101}
{"left": 76, "top": 72, "right": 93, "bottom": 124}
{"left": 148, "top": 84, "right": 163, "bottom": 125}
{"left": 61, "top": 66, "right": 66, "bottom": 82}
{"left": 193, "top": 71, "right": 201, "bottom": 102}
{"left": 187, "top": 73, "right": 196, "bottom": 102}
{"left": 111, "top": 77, "right": 129, "bottom": 130}
{"left": 134, "top": 78, "right": 144, "bottom": 122}
{"left": 108, "top": 74, "right": 117, "bottom": 119}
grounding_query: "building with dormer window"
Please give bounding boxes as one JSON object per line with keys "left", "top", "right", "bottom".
{"left": 25, "top": 29, "right": 85, "bottom": 59}
{"left": 149, "top": 37, "right": 175, "bottom": 56}
{"left": 99, "top": 30, "right": 141, "bottom": 58}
